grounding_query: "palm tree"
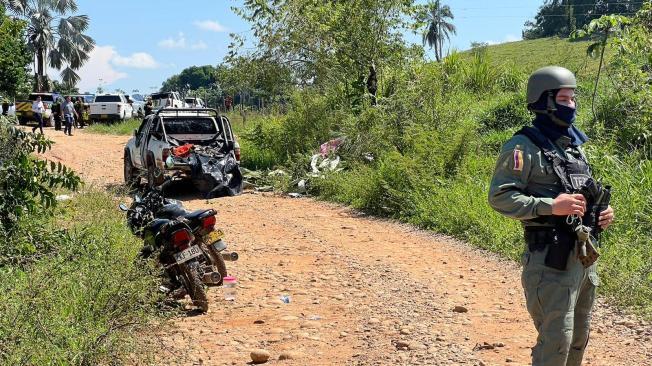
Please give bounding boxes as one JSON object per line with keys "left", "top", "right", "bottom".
{"left": 421, "top": 0, "right": 456, "bottom": 62}
{"left": 2, "top": 0, "right": 95, "bottom": 91}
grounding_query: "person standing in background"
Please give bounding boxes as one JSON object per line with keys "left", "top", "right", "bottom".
{"left": 61, "top": 96, "right": 78, "bottom": 136}
{"left": 31, "top": 96, "right": 45, "bottom": 134}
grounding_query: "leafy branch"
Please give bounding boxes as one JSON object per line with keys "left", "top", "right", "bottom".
{"left": 572, "top": 14, "right": 631, "bottom": 121}
{"left": 0, "top": 117, "right": 81, "bottom": 232}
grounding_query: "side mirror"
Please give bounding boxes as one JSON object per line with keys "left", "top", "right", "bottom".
{"left": 133, "top": 129, "right": 138, "bottom": 137}
{"left": 119, "top": 203, "right": 129, "bottom": 211}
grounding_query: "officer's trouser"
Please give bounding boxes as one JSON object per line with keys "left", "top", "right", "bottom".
{"left": 521, "top": 245, "right": 599, "bottom": 366}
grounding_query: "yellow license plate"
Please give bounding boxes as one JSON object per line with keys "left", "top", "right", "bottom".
{"left": 101, "top": 114, "right": 107, "bottom": 118}
{"left": 208, "top": 229, "right": 224, "bottom": 242}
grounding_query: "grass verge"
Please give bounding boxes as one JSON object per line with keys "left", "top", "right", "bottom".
{"left": 0, "top": 188, "right": 162, "bottom": 365}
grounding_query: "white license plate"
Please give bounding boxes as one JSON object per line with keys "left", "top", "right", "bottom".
{"left": 173, "top": 245, "right": 202, "bottom": 264}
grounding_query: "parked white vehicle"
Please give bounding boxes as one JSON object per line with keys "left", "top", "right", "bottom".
{"left": 184, "top": 97, "right": 205, "bottom": 108}
{"left": 151, "top": 91, "right": 184, "bottom": 110}
{"left": 90, "top": 94, "right": 134, "bottom": 122}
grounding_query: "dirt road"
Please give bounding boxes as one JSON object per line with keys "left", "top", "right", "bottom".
{"left": 41, "top": 128, "right": 651, "bottom": 366}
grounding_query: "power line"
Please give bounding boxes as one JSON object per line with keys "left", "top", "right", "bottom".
{"left": 455, "top": 1, "right": 647, "bottom": 10}
{"left": 457, "top": 12, "right": 637, "bottom": 19}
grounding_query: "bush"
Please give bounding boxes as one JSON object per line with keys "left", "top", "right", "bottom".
{"left": 478, "top": 92, "right": 531, "bottom": 131}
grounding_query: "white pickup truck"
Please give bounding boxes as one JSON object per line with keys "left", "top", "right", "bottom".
{"left": 151, "top": 91, "right": 184, "bottom": 110}
{"left": 123, "top": 108, "right": 242, "bottom": 197}
{"left": 89, "top": 94, "right": 133, "bottom": 122}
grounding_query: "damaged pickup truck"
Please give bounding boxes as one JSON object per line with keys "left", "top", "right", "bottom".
{"left": 124, "top": 108, "right": 243, "bottom": 197}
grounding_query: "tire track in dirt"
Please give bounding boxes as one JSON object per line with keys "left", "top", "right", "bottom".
{"left": 39, "top": 128, "right": 651, "bottom": 366}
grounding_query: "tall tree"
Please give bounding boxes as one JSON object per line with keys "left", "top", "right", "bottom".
{"left": 161, "top": 65, "right": 218, "bottom": 92}
{"left": 418, "top": 0, "right": 456, "bottom": 62}
{"left": 0, "top": 5, "right": 31, "bottom": 98}
{"left": 523, "top": 0, "right": 642, "bottom": 39}
{"left": 1, "top": 0, "right": 95, "bottom": 91}
{"left": 230, "top": 0, "right": 417, "bottom": 104}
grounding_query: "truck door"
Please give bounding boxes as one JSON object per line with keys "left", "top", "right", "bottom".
{"left": 136, "top": 116, "right": 155, "bottom": 168}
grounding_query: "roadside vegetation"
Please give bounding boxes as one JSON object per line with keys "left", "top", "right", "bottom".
{"left": 85, "top": 118, "right": 141, "bottom": 135}
{"left": 0, "top": 116, "right": 161, "bottom": 365}
{"left": 230, "top": 4, "right": 652, "bottom": 315}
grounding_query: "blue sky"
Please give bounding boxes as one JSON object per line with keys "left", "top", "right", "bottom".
{"left": 69, "top": 0, "right": 544, "bottom": 94}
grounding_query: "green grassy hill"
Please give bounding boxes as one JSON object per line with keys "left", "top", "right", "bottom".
{"left": 467, "top": 36, "right": 612, "bottom": 79}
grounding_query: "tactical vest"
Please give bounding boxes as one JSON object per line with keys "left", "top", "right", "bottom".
{"left": 516, "top": 126, "right": 592, "bottom": 193}
{"left": 515, "top": 126, "right": 594, "bottom": 230}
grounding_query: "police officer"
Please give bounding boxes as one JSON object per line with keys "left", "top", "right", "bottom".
{"left": 488, "top": 66, "right": 614, "bottom": 366}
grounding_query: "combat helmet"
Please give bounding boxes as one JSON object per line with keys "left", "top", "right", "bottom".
{"left": 526, "top": 66, "right": 577, "bottom": 126}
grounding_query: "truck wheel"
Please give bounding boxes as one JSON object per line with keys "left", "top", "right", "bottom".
{"left": 18, "top": 118, "right": 27, "bottom": 126}
{"left": 123, "top": 150, "right": 140, "bottom": 188}
{"left": 147, "top": 162, "right": 164, "bottom": 188}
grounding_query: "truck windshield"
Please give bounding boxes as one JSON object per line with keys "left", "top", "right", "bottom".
{"left": 94, "top": 95, "right": 122, "bottom": 102}
{"left": 151, "top": 93, "right": 172, "bottom": 100}
{"left": 163, "top": 117, "right": 219, "bottom": 135}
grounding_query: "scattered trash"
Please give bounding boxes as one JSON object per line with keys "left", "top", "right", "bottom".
{"left": 55, "top": 194, "right": 72, "bottom": 202}
{"left": 297, "top": 179, "right": 307, "bottom": 193}
{"left": 268, "top": 169, "right": 289, "bottom": 177}
{"left": 319, "top": 137, "right": 344, "bottom": 157}
{"left": 280, "top": 295, "right": 291, "bottom": 304}
{"left": 288, "top": 193, "right": 303, "bottom": 198}
{"left": 308, "top": 315, "right": 322, "bottom": 321}
{"left": 310, "top": 154, "right": 342, "bottom": 176}
{"left": 255, "top": 185, "right": 274, "bottom": 192}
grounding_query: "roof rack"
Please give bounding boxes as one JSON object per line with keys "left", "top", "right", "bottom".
{"left": 155, "top": 107, "right": 219, "bottom": 118}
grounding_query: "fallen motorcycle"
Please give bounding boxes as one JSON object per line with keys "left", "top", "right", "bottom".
{"left": 120, "top": 192, "right": 216, "bottom": 312}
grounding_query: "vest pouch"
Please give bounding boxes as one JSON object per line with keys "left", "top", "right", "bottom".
{"left": 544, "top": 228, "right": 575, "bottom": 271}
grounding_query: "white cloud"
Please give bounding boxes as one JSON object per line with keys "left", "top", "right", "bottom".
{"left": 158, "top": 32, "right": 187, "bottom": 48}
{"left": 112, "top": 52, "right": 159, "bottom": 69}
{"left": 158, "top": 33, "right": 208, "bottom": 51}
{"left": 194, "top": 20, "right": 227, "bottom": 32}
{"left": 485, "top": 34, "right": 521, "bottom": 46}
{"left": 191, "top": 41, "right": 208, "bottom": 50}
{"left": 76, "top": 46, "right": 128, "bottom": 92}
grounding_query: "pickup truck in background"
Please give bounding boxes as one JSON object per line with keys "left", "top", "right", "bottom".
{"left": 89, "top": 94, "right": 134, "bottom": 122}
{"left": 184, "top": 97, "right": 205, "bottom": 108}
{"left": 151, "top": 91, "right": 184, "bottom": 110}
{"left": 15, "top": 92, "right": 61, "bottom": 126}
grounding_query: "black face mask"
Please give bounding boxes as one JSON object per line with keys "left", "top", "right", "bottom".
{"left": 553, "top": 103, "right": 577, "bottom": 126}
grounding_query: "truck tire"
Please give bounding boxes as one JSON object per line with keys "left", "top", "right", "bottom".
{"left": 123, "top": 150, "right": 140, "bottom": 188}
{"left": 147, "top": 160, "right": 164, "bottom": 188}
{"left": 18, "top": 118, "right": 27, "bottom": 126}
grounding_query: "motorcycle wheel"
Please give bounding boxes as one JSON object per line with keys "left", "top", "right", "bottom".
{"left": 206, "top": 245, "right": 228, "bottom": 286}
{"left": 180, "top": 261, "right": 209, "bottom": 312}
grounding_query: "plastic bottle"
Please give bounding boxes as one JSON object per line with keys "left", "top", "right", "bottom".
{"left": 223, "top": 276, "right": 237, "bottom": 301}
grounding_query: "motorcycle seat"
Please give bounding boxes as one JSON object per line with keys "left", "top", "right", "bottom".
{"left": 157, "top": 203, "right": 187, "bottom": 219}
{"left": 183, "top": 209, "right": 213, "bottom": 221}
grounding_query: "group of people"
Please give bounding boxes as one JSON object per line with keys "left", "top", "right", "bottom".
{"left": 31, "top": 95, "right": 86, "bottom": 136}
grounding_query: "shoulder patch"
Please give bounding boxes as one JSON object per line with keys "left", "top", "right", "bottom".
{"left": 513, "top": 148, "right": 524, "bottom": 171}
